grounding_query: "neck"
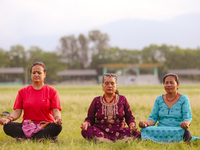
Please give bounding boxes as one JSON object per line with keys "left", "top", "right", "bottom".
{"left": 32, "top": 82, "right": 44, "bottom": 90}
{"left": 105, "top": 93, "right": 115, "bottom": 98}
{"left": 104, "top": 93, "right": 116, "bottom": 103}
{"left": 166, "top": 92, "right": 178, "bottom": 102}
{"left": 167, "top": 92, "right": 177, "bottom": 97}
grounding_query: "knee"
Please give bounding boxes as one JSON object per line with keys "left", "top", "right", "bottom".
{"left": 183, "top": 129, "right": 192, "bottom": 142}
{"left": 3, "top": 123, "right": 12, "bottom": 134}
{"left": 52, "top": 123, "right": 62, "bottom": 133}
{"left": 81, "top": 130, "right": 89, "bottom": 139}
{"left": 81, "top": 128, "right": 94, "bottom": 140}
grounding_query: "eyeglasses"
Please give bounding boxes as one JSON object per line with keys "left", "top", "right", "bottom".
{"left": 103, "top": 73, "right": 118, "bottom": 80}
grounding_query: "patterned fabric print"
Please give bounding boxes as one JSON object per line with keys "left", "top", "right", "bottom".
{"left": 141, "top": 126, "right": 184, "bottom": 143}
{"left": 82, "top": 95, "right": 141, "bottom": 141}
{"left": 141, "top": 94, "right": 194, "bottom": 143}
{"left": 101, "top": 96, "right": 119, "bottom": 124}
{"left": 148, "top": 94, "right": 192, "bottom": 127}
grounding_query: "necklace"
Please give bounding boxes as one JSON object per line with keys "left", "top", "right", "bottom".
{"left": 166, "top": 92, "right": 179, "bottom": 102}
{"left": 103, "top": 94, "right": 116, "bottom": 103}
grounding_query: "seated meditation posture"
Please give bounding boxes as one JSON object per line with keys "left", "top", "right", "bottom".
{"left": 139, "top": 73, "right": 200, "bottom": 143}
{"left": 0, "top": 62, "right": 62, "bottom": 142}
{"left": 80, "top": 73, "right": 141, "bottom": 142}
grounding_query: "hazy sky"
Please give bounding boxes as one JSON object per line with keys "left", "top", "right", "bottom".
{"left": 1, "top": 0, "right": 200, "bottom": 50}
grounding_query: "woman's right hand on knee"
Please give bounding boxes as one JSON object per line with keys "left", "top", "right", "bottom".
{"left": 0, "top": 118, "right": 10, "bottom": 125}
{"left": 80, "top": 121, "right": 90, "bottom": 131}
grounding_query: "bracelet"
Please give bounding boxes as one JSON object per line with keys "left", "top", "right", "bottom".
{"left": 7, "top": 116, "right": 14, "bottom": 122}
{"left": 144, "top": 121, "right": 149, "bottom": 127}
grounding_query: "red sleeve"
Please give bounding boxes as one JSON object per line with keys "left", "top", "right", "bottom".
{"left": 50, "top": 87, "right": 61, "bottom": 111}
{"left": 13, "top": 90, "right": 23, "bottom": 110}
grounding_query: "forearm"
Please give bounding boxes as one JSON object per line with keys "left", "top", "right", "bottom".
{"left": 146, "top": 120, "right": 155, "bottom": 126}
{"left": 184, "top": 120, "right": 190, "bottom": 124}
{"left": 139, "top": 119, "right": 155, "bottom": 128}
{"left": 52, "top": 109, "right": 61, "bottom": 119}
{"left": 52, "top": 109, "right": 62, "bottom": 125}
{"left": 10, "top": 109, "right": 22, "bottom": 121}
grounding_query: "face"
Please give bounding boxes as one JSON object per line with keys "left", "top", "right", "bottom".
{"left": 31, "top": 65, "right": 46, "bottom": 84}
{"left": 102, "top": 76, "right": 117, "bottom": 95}
{"left": 164, "top": 76, "right": 179, "bottom": 93}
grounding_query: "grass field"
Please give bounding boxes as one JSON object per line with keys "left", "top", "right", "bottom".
{"left": 0, "top": 85, "right": 200, "bottom": 150}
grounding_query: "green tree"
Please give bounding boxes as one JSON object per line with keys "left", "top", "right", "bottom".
{"left": 88, "top": 30, "right": 110, "bottom": 54}
{"left": 78, "top": 34, "right": 89, "bottom": 68}
{"left": 58, "top": 35, "right": 80, "bottom": 69}
{"left": 9, "top": 45, "right": 26, "bottom": 68}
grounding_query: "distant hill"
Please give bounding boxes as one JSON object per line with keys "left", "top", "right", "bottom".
{"left": 19, "top": 13, "right": 200, "bottom": 51}
{"left": 96, "top": 13, "right": 200, "bottom": 50}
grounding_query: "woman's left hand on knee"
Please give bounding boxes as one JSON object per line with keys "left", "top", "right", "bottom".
{"left": 129, "top": 122, "right": 137, "bottom": 133}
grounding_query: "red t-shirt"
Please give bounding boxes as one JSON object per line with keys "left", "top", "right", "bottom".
{"left": 14, "top": 84, "right": 61, "bottom": 124}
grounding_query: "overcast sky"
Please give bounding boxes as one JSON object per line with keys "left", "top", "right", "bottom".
{"left": 1, "top": 0, "right": 200, "bottom": 50}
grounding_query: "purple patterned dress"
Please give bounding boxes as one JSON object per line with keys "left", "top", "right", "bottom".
{"left": 81, "top": 95, "right": 141, "bottom": 141}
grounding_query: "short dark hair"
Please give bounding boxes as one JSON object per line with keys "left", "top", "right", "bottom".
{"left": 162, "top": 73, "right": 179, "bottom": 85}
{"left": 30, "top": 62, "right": 46, "bottom": 73}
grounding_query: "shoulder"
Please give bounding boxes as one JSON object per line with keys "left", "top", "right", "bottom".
{"left": 43, "top": 84, "right": 57, "bottom": 92}
{"left": 180, "top": 94, "right": 189, "bottom": 99}
{"left": 179, "top": 94, "right": 189, "bottom": 102}
{"left": 117, "top": 95, "right": 128, "bottom": 103}
{"left": 18, "top": 85, "right": 32, "bottom": 93}
{"left": 89, "top": 96, "right": 101, "bottom": 105}
{"left": 156, "top": 95, "right": 163, "bottom": 99}
{"left": 154, "top": 95, "right": 163, "bottom": 103}
{"left": 118, "top": 95, "right": 126, "bottom": 99}
{"left": 93, "top": 96, "right": 101, "bottom": 102}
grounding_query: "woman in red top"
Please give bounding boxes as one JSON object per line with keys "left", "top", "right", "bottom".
{"left": 0, "top": 62, "right": 62, "bottom": 142}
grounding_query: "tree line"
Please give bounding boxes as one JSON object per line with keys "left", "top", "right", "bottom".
{"left": 0, "top": 30, "right": 200, "bottom": 84}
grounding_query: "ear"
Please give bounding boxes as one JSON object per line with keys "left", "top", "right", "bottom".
{"left": 44, "top": 72, "right": 47, "bottom": 78}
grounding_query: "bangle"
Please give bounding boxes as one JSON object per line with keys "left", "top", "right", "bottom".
{"left": 7, "top": 116, "right": 14, "bottom": 122}
{"left": 144, "top": 121, "right": 149, "bottom": 127}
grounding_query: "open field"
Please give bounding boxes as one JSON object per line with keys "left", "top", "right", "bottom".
{"left": 0, "top": 85, "right": 200, "bottom": 150}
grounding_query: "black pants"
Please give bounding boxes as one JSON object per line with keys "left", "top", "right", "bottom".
{"left": 183, "top": 129, "right": 192, "bottom": 142}
{"left": 3, "top": 122, "right": 62, "bottom": 140}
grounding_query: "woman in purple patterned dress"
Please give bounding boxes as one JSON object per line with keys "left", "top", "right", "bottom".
{"left": 80, "top": 73, "right": 141, "bottom": 142}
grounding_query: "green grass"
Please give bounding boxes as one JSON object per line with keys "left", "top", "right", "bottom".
{"left": 0, "top": 85, "right": 200, "bottom": 150}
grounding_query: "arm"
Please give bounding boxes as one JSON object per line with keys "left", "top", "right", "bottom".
{"left": 80, "top": 98, "right": 96, "bottom": 130}
{"left": 123, "top": 96, "right": 137, "bottom": 133}
{"left": 124, "top": 96, "right": 135, "bottom": 125}
{"left": 0, "top": 109, "right": 22, "bottom": 125}
{"left": 180, "top": 96, "right": 192, "bottom": 129}
{"left": 139, "top": 97, "right": 160, "bottom": 128}
{"left": 53, "top": 108, "right": 62, "bottom": 125}
{"left": 139, "top": 120, "right": 155, "bottom": 128}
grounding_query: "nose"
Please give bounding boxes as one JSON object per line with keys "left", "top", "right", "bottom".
{"left": 34, "top": 72, "right": 39, "bottom": 76}
{"left": 107, "top": 83, "right": 112, "bottom": 86}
